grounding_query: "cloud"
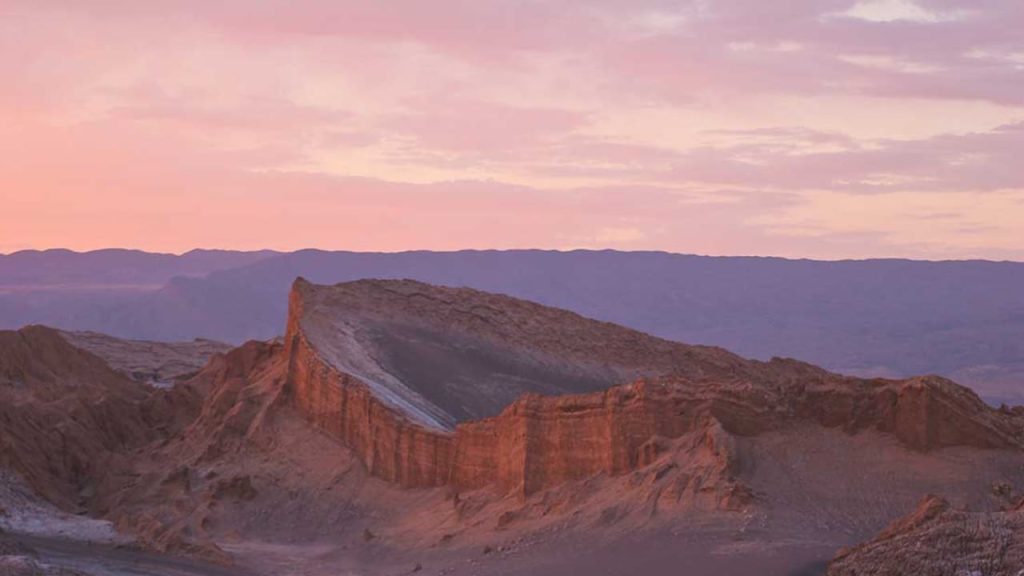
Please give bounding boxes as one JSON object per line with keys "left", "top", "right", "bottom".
{"left": 1, "top": 0, "right": 1023, "bottom": 259}
{"left": 382, "top": 99, "right": 587, "bottom": 155}
{"left": 656, "top": 122, "right": 1024, "bottom": 194}
{"left": 835, "top": 0, "right": 970, "bottom": 23}
{"left": 752, "top": 188, "right": 1024, "bottom": 260}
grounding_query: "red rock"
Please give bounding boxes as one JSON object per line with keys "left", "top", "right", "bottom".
{"left": 280, "top": 279, "right": 1024, "bottom": 497}
{"left": 3, "top": 279, "right": 1022, "bottom": 572}
{"left": 0, "top": 326, "right": 186, "bottom": 510}
{"left": 828, "top": 494, "right": 1024, "bottom": 576}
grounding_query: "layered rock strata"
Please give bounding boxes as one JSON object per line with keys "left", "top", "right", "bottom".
{"left": 282, "top": 279, "right": 1024, "bottom": 496}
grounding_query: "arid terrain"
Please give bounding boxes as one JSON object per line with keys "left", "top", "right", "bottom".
{"left": 7, "top": 0, "right": 1024, "bottom": 569}
{"left": 1, "top": 278, "right": 1022, "bottom": 575}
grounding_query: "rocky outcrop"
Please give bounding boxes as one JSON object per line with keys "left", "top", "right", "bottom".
{"left": 100, "top": 340, "right": 287, "bottom": 565}
{"left": 287, "top": 277, "right": 768, "bottom": 429}
{"left": 284, "top": 278, "right": 788, "bottom": 495}
{"left": 451, "top": 381, "right": 726, "bottom": 494}
{"left": 281, "top": 279, "right": 1024, "bottom": 497}
{"left": 0, "top": 326, "right": 194, "bottom": 510}
{"left": 794, "top": 375, "right": 1024, "bottom": 451}
{"left": 828, "top": 495, "right": 1024, "bottom": 576}
{"left": 0, "top": 325, "right": 143, "bottom": 401}
{"left": 172, "top": 339, "right": 287, "bottom": 460}
{"left": 287, "top": 329, "right": 455, "bottom": 487}
{"left": 59, "top": 331, "right": 232, "bottom": 386}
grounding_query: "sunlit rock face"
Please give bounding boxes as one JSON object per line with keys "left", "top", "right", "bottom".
{"left": 282, "top": 279, "right": 1024, "bottom": 496}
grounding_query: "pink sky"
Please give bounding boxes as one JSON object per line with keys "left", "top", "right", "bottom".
{"left": 1, "top": 0, "right": 1022, "bottom": 259}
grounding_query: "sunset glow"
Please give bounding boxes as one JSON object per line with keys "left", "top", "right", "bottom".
{"left": 2, "top": 0, "right": 1022, "bottom": 259}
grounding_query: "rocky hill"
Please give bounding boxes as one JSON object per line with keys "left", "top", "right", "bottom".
{"left": 828, "top": 495, "right": 1024, "bottom": 575}
{"left": 0, "top": 280, "right": 1022, "bottom": 575}
{"left": 0, "top": 326, "right": 201, "bottom": 512}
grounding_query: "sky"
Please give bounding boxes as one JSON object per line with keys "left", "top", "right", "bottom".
{"left": 1, "top": 0, "right": 1022, "bottom": 260}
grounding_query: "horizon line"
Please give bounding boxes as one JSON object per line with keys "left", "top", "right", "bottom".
{"left": 2, "top": 246, "right": 1022, "bottom": 265}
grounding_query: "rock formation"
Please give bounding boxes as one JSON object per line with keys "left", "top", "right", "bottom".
{"left": 828, "top": 495, "right": 1024, "bottom": 576}
{"left": 2, "top": 279, "right": 1023, "bottom": 575}
{"left": 59, "top": 331, "right": 231, "bottom": 386}
{"left": 98, "top": 339, "right": 287, "bottom": 563}
{"left": 282, "top": 279, "right": 1024, "bottom": 496}
{"left": 0, "top": 326, "right": 198, "bottom": 510}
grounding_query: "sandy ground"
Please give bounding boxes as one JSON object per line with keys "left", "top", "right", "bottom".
{"left": 4, "top": 520, "right": 835, "bottom": 576}
{"left": 9, "top": 533, "right": 251, "bottom": 576}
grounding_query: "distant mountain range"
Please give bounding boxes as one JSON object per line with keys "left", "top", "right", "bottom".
{"left": 2, "top": 248, "right": 1022, "bottom": 403}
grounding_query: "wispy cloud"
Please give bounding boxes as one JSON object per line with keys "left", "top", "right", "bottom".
{"left": 1, "top": 0, "right": 1022, "bottom": 258}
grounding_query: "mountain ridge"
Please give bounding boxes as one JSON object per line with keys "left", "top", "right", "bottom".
{"left": 4, "top": 248, "right": 1022, "bottom": 403}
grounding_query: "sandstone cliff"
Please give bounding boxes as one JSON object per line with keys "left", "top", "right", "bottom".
{"left": 281, "top": 279, "right": 1024, "bottom": 497}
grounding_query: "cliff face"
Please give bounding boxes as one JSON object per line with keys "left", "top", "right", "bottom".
{"left": 285, "top": 285, "right": 455, "bottom": 486}
{"left": 797, "top": 375, "right": 1023, "bottom": 450}
{"left": 452, "top": 382, "right": 708, "bottom": 494}
{"left": 281, "top": 279, "right": 1024, "bottom": 497}
{"left": 283, "top": 280, "right": 754, "bottom": 495}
